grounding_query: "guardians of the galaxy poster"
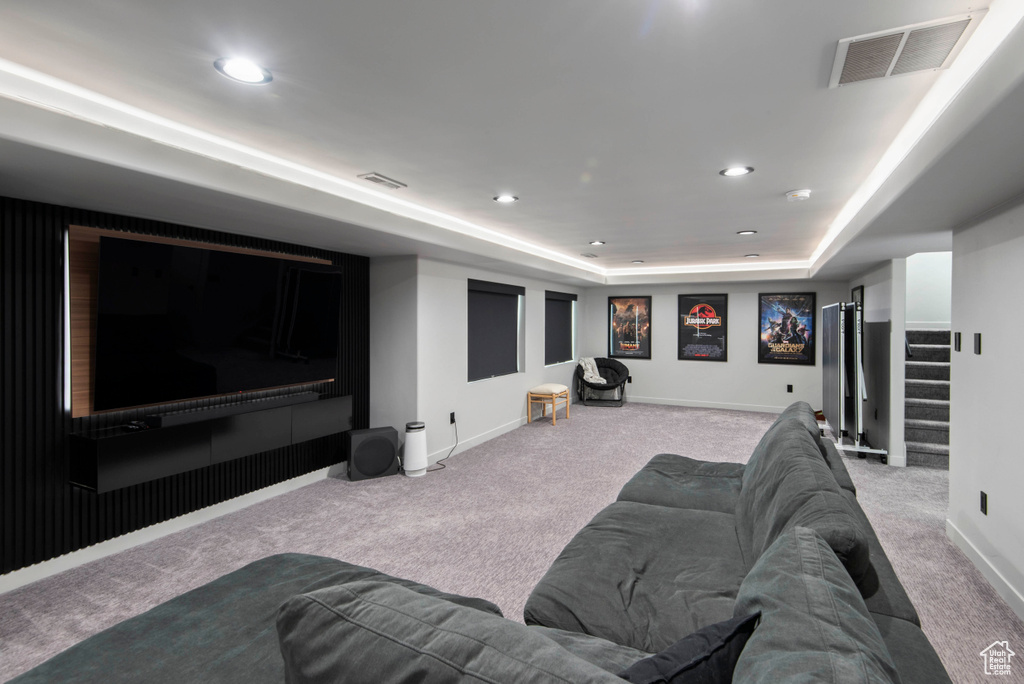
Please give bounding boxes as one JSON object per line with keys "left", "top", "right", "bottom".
{"left": 757, "top": 293, "right": 815, "bottom": 365}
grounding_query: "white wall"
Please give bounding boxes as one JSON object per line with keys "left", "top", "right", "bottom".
{"left": 905, "top": 252, "right": 952, "bottom": 330}
{"left": 413, "top": 258, "right": 583, "bottom": 459}
{"left": 369, "top": 257, "right": 419, "bottom": 440}
{"left": 947, "top": 199, "right": 1024, "bottom": 623}
{"left": 578, "top": 280, "right": 846, "bottom": 413}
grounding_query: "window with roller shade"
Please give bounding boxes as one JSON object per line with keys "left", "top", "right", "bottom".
{"left": 545, "top": 290, "right": 577, "bottom": 366}
{"left": 467, "top": 279, "right": 525, "bottom": 382}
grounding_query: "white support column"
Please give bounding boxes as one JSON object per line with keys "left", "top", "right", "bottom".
{"left": 888, "top": 258, "right": 907, "bottom": 467}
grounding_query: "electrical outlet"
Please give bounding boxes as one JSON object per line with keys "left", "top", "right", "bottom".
{"left": 450, "top": 411, "right": 456, "bottom": 424}
{"left": 787, "top": 384, "right": 793, "bottom": 393}
{"left": 981, "top": 491, "right": 988, "bottom": 515}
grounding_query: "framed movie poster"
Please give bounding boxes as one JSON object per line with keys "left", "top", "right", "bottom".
{"left": 851, "top": 285, "right": 864, "bottom": 305}
{"left": 609, "top": 296, "right": 651, "bottom": 359}
{"left": 678, "top": 294, "right": 727, "bottom": 361}
{"left": 757, "top": 292, "right": 816, "bottom": 365}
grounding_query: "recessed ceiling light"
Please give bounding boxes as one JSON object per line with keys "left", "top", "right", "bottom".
{"left": 736, "top": 230, "right": 758, "bottom": 235}
{"left": 632, "top": 260, "right": 645, "bottom": 264}
{"left": 720, "top": 166, "right": 754, "bottom": 177}
{"left": 493, "top": 194, "right": 518, "bottom": 203}
{"left": 213, "top": 57, "right": 273, "bottom": 85}
{"left": 745, "top": 253, "right": 760, "bottom": 258}
{"left": 589, "top": 240, "right": 605, "bottom": 246}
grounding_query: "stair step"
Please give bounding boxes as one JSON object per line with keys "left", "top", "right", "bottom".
{"left": 905, "top": 419, "right": 949, "bottom": 445}
{"left": 905, "top": 361, "right": 950, "bottom": 381}
{"left": 906, "top": 441, "right": 949, "bottom": 469}
{"left": 906, "top": 379, "right": 950, "bottom": 401}
{"left": 906, "top": 344, "right": 950, "bottom": 362}
{"left": 905, "top": 398, "right": 950, "bottom": 422}
{"left": 906, "top": 329, "right": 951, "bottom": 346}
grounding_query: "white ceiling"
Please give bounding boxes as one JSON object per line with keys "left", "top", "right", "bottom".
{"left": 1, "top": 0, "right": 1024, "bottom": 285}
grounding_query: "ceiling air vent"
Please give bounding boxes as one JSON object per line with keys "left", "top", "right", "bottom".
{"left": 829, "top": 11, "right": 985, "bottom": 88}
{"left": 357, "top": 172, "right": 407, "bottom": 189}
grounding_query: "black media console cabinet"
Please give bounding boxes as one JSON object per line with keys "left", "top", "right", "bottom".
{"left": 70, "top": 395, "right": 353, "bottom": 493}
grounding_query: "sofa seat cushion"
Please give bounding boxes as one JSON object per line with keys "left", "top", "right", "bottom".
{"left": 10, "top": 553, "right": 502, "bottom": 684}
{"left": 524, "top": 501, "right": 747, "bottom": 652}
{"left": 871, "top": 614, "right": 952, "bottom": 684}
{"left": 277, "top": 580, "right": 624, "bottom": 683}
{"left": 844, "top": 491, "right": 920, "bottom": 625}
{"left": 732, "top": 527, "right": 901, "bottom": 684}
{"left": 616, "top": 453, "right": 744, "bottom": 513}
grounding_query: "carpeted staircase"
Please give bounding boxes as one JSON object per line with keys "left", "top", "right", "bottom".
{"left": 905, "top": 329, "right": 950, "bottom": 468}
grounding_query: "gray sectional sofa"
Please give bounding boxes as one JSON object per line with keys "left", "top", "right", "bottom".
{"left": 14, "top": 402, "right": 948, "bottom": 683}
{"left": 524, "top": 402, "right": 949, "bottom": 682}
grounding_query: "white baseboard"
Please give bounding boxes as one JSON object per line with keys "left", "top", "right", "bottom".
{"left": 887, "top": 450, "right": 907, "bottom": 467}
{"left": 0, "top": 466, "right": 331, "bottom": 596}
{"left": 626, "top": 396, "right": 786, "bottom": 414}
{"left": 947, "top": 519, "right": 1024, "bottom": 624}
{"left": 428, "top": 416, "right": 526, "bottom": 463}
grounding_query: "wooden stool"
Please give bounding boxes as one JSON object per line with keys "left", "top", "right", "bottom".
{"left": 528, "top": 383, "right": 570, "bottom": 425}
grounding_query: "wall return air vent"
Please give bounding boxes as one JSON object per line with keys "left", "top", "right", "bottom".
{"left": 829, "top": 11, "right": 986, "bottom": 88}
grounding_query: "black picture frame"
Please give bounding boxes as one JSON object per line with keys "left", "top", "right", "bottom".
{"left": 851, "top": 286, "right": 865, "bottom": 362}
{"left": 678, "top": 294, "right": 728, "bottom": 361}
{"left": 609, "top": 296, "right": 652, "bottom": 359}
{"left": 757, "top": 292, "right": 816, "bottom": 366}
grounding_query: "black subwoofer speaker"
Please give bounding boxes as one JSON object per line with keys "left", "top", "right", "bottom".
{"left": 346, "top": 427, "right": 400, "bottom": 481}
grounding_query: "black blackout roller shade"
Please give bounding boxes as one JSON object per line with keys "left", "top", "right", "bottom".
{"left": 467, "top": 279, "right": 525, "bottom": 297}
{"left": 468, "top": 280, "right": 524, "bottom": 382}
{"left": 545, "top": 290, "right": 577, "bottom": 365}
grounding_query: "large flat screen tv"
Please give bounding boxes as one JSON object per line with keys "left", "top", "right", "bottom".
{"left": 93, "top": 236, "right": 341, "bottom": 412}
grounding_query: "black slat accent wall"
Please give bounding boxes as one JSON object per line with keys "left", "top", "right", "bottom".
{"left": 1, "top": 196, "right": 369, "bottom": 575}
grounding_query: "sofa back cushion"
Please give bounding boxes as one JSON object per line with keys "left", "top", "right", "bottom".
{"left": 741, "top": 410, "right": 816, "bottom": 480}
{"left": 747, "top": 402, "right": 856, "bottom": 496}
{"left": 776, "top": 401, "right": 823, "bottom": 444}
{"left": 277, "top": 580, "right": 624, "bottom": 683}
{"left": 842, "top": 490, "right": 920, "bottom": 624}
{"left": 822, "top": 440, "right": 858, "bottom": 494}
{"left": 732, "top": 527, "right": 901, "bottom": 684}
{"left": 736, "top": 422, "right": 869, "bottom": 585}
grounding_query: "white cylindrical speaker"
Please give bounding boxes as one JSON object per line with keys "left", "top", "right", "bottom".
{"left": 403, "top": 421, "right": 428, "bottom": 477}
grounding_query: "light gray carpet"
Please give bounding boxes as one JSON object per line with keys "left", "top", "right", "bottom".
{"left": 1, "top": 403, "right": 1022, "bottom": 683}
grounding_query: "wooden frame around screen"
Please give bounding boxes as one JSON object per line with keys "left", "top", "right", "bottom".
{"left": 67, "top": 225, "right": 330, "bottom": 418}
